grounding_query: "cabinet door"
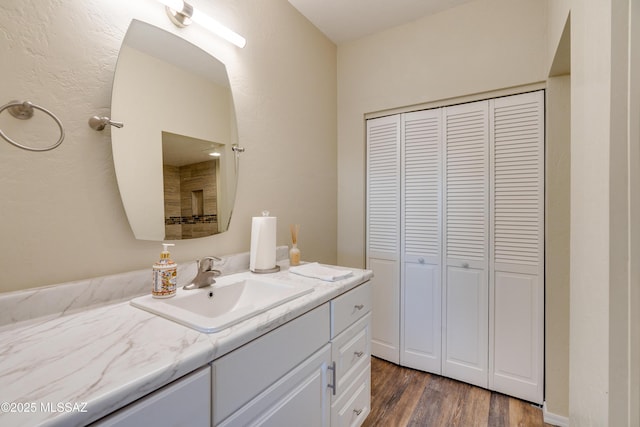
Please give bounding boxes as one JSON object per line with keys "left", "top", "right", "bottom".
{"left": 213, "top": 304, "right": 330, "bottom": 424}
{"left": 218, "top": 344, "right": 332, "bottom": 427}
{"left": 400, "top": 109, "right": 442, "bottom": 373}
{"left": 366, "top": 115, "right": 401, "bottom": 364}
{"left": 93, "top": 367, "right": 210, "bottom": 427}
{"left": 442, "top": 100, "right": 489, "bottom": 388}
{"left": 489, "top": 91, "right": 544, "bottom": 403}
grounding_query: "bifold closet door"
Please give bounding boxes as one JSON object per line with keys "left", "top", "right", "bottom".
{"left": 400, "top": 109, "right": 442, "bottom": 373}
{"left": 366, "top": 115, "right": 401, "bottom": 364}
{"left": 442, "top": 100, "right": 490, "bottom": 389}
{"left": 489, "top": 91, "right": 544, "bottom": 404}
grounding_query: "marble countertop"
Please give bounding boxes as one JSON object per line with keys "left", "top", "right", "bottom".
{"left": 0, "top": 259, "right": 372, "bottom": 427}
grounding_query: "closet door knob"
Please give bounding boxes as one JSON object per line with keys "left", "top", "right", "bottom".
{"left": 418, "top": 257, "right": 425, "bottom": 264}
{"left": 462, "top": 262, "right": 469, "bottom": 269}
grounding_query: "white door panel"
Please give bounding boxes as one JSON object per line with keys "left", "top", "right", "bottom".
{"left": 369, "top": 258, "right": 400, "bottom": 363}
{"left": 442, "top": 100, "right": 489, "bottom": 387}
{"left": 367, "top": 115, "right": 401, "bottom": 364}
{"left": 489, "top": 91, "right": 544, "bottom": 403}
{"left": 443, "top": 265, "right": 488, "bottom": 388}
{"left": 401, "top": 262, "right": 441, "bottom": 373}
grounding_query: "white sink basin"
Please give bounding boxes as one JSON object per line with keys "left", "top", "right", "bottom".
{"left": 130, "top": 272, "right": 314, "bottom": 333}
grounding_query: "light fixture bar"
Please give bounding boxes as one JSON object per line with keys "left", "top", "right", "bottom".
{"left": 156, "top": 0, "right": 246, "bottom": 48}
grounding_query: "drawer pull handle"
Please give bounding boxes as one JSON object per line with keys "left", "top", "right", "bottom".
{"left": 327, "top": 361, "right": 336, "bottom": 395}
{"left": 354, "top": 351, "right": 364, "bottom": 358}
{"left": 354, "top": 304, "right": 365, "bottom": 310}
{"left": 354, "top": 408, "right": 363, "bottom": 416}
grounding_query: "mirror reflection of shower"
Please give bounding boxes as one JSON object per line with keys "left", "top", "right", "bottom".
{"left": 162, "top": 131, "right": 223, "bottom": 240}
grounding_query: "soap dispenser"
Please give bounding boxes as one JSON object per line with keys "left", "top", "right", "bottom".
{"left": 152, "top": 243, "right": 177, "bottom": 298}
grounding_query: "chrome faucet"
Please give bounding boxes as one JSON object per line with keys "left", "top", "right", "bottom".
{"left": 183, "top": 256, "right": 222, "bottom": 290}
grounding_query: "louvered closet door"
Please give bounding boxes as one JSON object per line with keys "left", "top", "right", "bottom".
{"left": 400, "top": 109, "right": 442, "bottom": 373}
{"left": 442, "top": 100, "right": 489, "bottom": 388}
{"left": 366, "top": 115, "right": 401, "bottom": 364}
{"left": 489, "top": 91, "right": 544, "bottom": 404}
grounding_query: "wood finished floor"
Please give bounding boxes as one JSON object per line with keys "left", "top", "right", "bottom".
{"left": 363, "top": 357, "right": 555, "bottom": 427}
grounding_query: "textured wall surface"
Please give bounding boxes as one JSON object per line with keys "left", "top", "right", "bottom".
{"left": 0, "top": 0, "right": 337, "bottom": 292}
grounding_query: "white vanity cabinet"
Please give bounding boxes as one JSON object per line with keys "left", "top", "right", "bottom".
{"left": 212, "top": 282, "right": 372, "bottom": 427}
{"left": 95, "top": 281, "right": 372, "bottom": 427}
{"left": 92, "top": 366, "right": 211, "bottom": 427}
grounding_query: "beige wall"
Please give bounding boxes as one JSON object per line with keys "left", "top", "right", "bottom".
{"left": 545, "top": 2, "right": 571, "bottom": 420}
{"left": 0, "top": 0, "right": 337, "bottom": 292}
{"left": 569, "top": 1, "right": 612, "bottom": 424}
{"left": 336, "top": 0, "right": 547, "bottom": 269}
{"left": 569, "top": 0, "right": 637, "bottom": 425}
{"left": 545, "top": 75, "right": 570, "bottom": 418}
{"left": 629, "top": 3, "right": 640, "bottom": 425}
{"left": 547, "top": 0, "right": 571, "bottom": 73}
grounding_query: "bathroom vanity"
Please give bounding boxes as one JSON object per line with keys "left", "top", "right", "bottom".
{"left": 97, "top": 282, "right": 371, "bottom": 427}
{"left": 0, "top": 257, "right": 372, "bottom": 427}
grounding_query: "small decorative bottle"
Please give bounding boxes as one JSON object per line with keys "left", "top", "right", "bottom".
{"left": 289, "top": 224, "right": 301, "bottom": 266}
{"left": 152, "top": 243, "right": 177, "bottom": 298}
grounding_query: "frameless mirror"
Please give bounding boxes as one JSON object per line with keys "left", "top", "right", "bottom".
{"left": 111, "top": 19, "right": 239, "bottom": 240}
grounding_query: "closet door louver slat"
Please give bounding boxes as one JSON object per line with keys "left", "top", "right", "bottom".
{"left": 403, "top": 111, "right": 441, "bottom": 260}
{"left": 367, "top": 117, "right": 401, "bottom": 258}
{"left": 493, "top": 101, "right": 542, "bottom": 267}
{"left": 445, "top": 107, "right": 488, "bottom": 263}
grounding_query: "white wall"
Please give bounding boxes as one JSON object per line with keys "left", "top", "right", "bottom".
{"left": 336, "top": 0, "right": 547, "bottom": 269}
{"left": 0, "top": 0, "right": 337, "bottom": 292}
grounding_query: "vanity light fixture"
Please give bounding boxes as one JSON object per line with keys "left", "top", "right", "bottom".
{"left": 208, "top": 150, "right": 221, "bottom": 157}
{"left": 156, "top": 0, "right": 247, "bottom": 48}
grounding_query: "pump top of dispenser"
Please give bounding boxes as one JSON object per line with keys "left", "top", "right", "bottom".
{"left": 159, "top": 243, "right": 175, "bottom": 261}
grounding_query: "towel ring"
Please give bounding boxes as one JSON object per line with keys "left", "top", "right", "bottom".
{"left": 0, "top": 100, "right": 65, "bottom": 152}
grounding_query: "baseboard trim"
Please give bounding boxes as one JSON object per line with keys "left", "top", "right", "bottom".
{"left": 543, "top": 402, "right": 569, "bottom": 427}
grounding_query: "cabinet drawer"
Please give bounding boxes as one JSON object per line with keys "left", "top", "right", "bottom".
{"left": 331, "top": 363, "right": 371, "bottom": 427}
{"left": 213, "top": 303, "right": 330, "bottom": 425}
{"left": 331, "top": 313, "right": 370, "bottom": 400}
{"left": 331, "top": 282, "right": 371, "bottom": 338}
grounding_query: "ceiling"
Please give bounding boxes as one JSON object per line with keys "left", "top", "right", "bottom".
{"left": 287, "top": 0, "right": 476, "bottom": 44}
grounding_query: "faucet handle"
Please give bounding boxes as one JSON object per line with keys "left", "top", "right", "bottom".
{"left": 197, "top": 256, "right": 222, "bottom": 272}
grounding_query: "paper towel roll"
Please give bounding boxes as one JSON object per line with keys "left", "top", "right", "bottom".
{"left": 250, "top": 214, "right": 277, "bottom": 272}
